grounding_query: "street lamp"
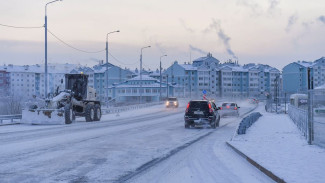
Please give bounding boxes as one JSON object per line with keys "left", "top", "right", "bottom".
{"left": 105, "top": 30, "right": 119, "bottom": 107}
{"left": 45, "top": 0, "right": 62, "bottom": 98}
{"left": 139, "top": 46, "right": 151, "bottom": 103}
{"left": 159, "top": 54, "right": 167, "bottom": 101}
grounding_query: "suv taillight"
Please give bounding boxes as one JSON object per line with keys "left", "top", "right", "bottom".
{"left": 208, "top": 103, "right": 213, "bottom": 113}
{"left": 185, "top": 103, "right": 190, "bottom": 113}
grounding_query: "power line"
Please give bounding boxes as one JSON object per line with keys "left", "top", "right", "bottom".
{"left": 107, "top": 51, "right": 138, "bottom": 66}
{"left": 1, "top": 22, "right": 139, "bottom": 67}
{"left": 47, "top": 28, "right": 105, "bottom": 53}
{"left": 0, "top": 23, "right": 43, "bottom": 29}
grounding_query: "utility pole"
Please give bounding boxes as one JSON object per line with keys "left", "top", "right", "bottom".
{"left": 166, "top": 74, "right": 169, "bottom": 98}
{"left": 45, "top": 0, "right": 62, "bottom": 98}
{"left": 159, "top": 55, "right": 167, "bottom": 101}
{"left": 105, "top": 30, "right": 119, "bottom": 107}
{"left": 139, "top": 46, "right": 151, "bottom": 104}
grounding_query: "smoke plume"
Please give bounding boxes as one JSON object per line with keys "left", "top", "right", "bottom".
{"left": 189, "top": 45, "right": 207, "bottom": 55}
{"left": 204, "top": 19, "right": 238, "bottom": 59}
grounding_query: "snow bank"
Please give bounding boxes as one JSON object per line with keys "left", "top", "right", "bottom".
{"left": 21, "top": 109, "right": 65, "bottom": 125}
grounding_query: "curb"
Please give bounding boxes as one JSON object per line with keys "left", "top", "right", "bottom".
{"left": 0, "top": 123, "right": 20, "bottom": 126}
{"left": 226, "top": 142, "right": 286, "bottom": 183}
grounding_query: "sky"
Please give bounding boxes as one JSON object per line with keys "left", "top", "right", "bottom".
{"left": 0, "top": 0, "right": 324, "bottom": 71}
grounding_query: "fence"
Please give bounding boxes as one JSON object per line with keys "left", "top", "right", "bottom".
{"left": 265, "top": 95, "right": 289, "bottom": 114}
{"left": 288, "top": 105, "right": 308, "bottom": 138}
{"left": 288, "top": 88, "right": 325, "bottom": 147}
{"left": 310, "top": 88, "right": 325, "bottom": 147}
{"left": 102, "top": 101, "right": 163, "bottom": 115}
{"left": 0, "top": 101, "right": 164, "bottom": 125}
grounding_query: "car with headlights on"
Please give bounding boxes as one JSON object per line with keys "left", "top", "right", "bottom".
{"left": 165, "top": 97, "right": 179, "bottom": 108}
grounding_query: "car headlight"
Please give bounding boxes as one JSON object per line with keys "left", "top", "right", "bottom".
{"left": 166, "top": 101, "right": 169, "bottom": 105}
{"left": 174, "top": 101, "right": 177, "bottom": 105}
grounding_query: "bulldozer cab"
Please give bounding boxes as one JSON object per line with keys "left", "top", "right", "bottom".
{"left": 65, "top": 74, "right": 88, "bottom": 100}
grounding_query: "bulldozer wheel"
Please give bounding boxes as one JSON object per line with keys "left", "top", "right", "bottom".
{"left": 85, "top": 104, "right": 94, "bottom": 122}
{"left": 93, "top": 104, "right": 101, "bottom": 121}
{"left": 64, "top": 104, "right": 73, "bottom": 124}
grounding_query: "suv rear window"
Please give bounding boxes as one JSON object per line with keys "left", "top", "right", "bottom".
{"left": 189, "top": 101, "right": 209, "bottom": 110}
{"left": 222, "top": 103, "right": 229, "bottom": 107}
{"left": 222, "top": 103, "right": 236, "bottom": 107}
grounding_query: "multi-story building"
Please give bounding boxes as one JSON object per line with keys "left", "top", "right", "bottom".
{"left": 163, "top": 53, "right": 280, "bottom": 99}
{"left": 108, "top": 75, "right": 173, "bottom": 104}
{"left": 282, "top": 61, "right": 315, "bottom": 94}
{"left": 312, "top": 57, "right": 325, "bottom": 88}
{"left": 71, "top": 62, "right": 133, "bottom": 102}
{"left": 163, "top": 61, "right": 198, "bottom": 98}
{"left": 0, "top": 63, "right": 78, "bottom": 99}
{"left": 0, "top": 70, "right": 10, "bottom": 96}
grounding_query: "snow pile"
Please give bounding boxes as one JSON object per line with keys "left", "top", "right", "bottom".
{"left": 230, "top": 105, "right": 325, "bottom": 183}
{"left": 21, "top": 109, "right": 65, "bottom": 125}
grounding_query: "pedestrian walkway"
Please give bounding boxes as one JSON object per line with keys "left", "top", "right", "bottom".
{"left": 229, "top": 104, "right": 325, "bottom": 183}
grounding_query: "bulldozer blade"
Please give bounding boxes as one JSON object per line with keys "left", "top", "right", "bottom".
{"left": 21, "top": 109, "right": 66, "bottom": 125}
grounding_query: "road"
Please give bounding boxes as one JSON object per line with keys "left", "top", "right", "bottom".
{"left": 0, "top": 100, "right": 273, "bottom": 183}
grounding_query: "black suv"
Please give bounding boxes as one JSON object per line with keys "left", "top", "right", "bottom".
{"left": 166, "top": 97, "right": 179, "bottom": 108}
{"left": 184, "top": 100, "right": 220, "bottom": 128}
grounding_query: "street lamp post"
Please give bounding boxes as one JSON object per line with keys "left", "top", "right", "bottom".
{"left": 105, "top": 30, "right": 119, "bottom": 107}
{"left": 166, "top": 74, "right": 169, "bottom": 98}
{"left": 159, "top": 55, "right": 167, "bottom": 101}
{"left": 45, "top": 0, "right": 62, "bottom": 98}
{"left": 139, "top": 46, "right": 151, "bottom": 104}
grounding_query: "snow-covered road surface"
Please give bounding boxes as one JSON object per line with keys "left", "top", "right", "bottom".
{"left": 0, "top": 100, "right": 270, "bottom": 183}
{"left": 128, "top": 120, "right": 273, "bottom": 183}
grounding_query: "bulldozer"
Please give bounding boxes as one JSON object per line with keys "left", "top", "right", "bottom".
{"left": 22, "top": 74, "right": 101, "bottom": 124}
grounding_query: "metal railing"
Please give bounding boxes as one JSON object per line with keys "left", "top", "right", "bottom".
{"left": 288, "top": 104, "right": 308, "bottom": 138}
{"left": 0, "top": 114, "right": 22, "bottom": 124}
{"left": 0, "top": 101, "right": 164, "bottom": 125}
{"left": 102, "top": 101, "right": 163, "bottom": 115}
{"left": 309, "top": 89, "right": 325, "bottom": 147}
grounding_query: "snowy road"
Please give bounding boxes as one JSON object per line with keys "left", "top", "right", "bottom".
{"left": 0, "top": 100, "right": 272, "bottom": 183}
{"left": 127, "top": 114, "right": 273, "bottom": 183}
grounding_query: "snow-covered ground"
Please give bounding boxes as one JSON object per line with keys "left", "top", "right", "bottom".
{"left": 230, "top": 104, "right": 325, "bottom": 183}
{"left": 0, "top": 99, "right": 262, "bottom": 183}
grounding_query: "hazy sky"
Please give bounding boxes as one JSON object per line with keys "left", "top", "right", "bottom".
{"left": 0, "top": 0, "right": 324, "bottom": 70}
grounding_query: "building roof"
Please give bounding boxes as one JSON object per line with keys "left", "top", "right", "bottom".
{"left": 192, "top": 53, "right": 220, "bottom": 66}
{"left": 129, "top": 74, "right": 159, "bottom": 81}
{"left": 179, "top": 64, "right": 197, "bottom": 71}
{"left": 295, "top": 61, "right": 315, "bottom": 68}
{"left": 0, "top": 63, "right": 79, "bottom": 74}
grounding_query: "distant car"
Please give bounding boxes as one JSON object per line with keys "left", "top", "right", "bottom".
{"left": 166, "top": 97, "right": 179, "bottom": 108}
{"left": 248, "top": 98, "right": 259, "bottom": 104}
{"left": 184, "top": 100, "right": 220, "bottom": 128}
{"left": 219, "top": 102, "right": 240, "bottom": 117}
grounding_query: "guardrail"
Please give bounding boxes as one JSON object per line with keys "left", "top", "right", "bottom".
{"left": 102, "top": 102, "right": 164, "bottom": 115}
{"left": 0, "top": 114, "right": 22, "bottom": 124}
{"left": 0, "top": 102, "right": 164, "bottom": 125}
{"left": 237, "top": 112, "right": 262, "bottom": 134}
